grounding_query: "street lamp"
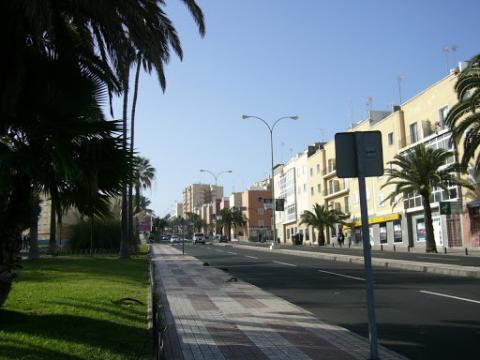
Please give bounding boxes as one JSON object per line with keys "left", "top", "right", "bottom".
{"left": 242, "top": 115, "right": 299, "bottom": 244}
{"left": 199, "top": 169, "right": 233, "bottom": 186}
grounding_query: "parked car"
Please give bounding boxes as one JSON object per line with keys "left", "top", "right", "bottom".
{"left": 193, "top": 233, "right": 205, "bottom": 244}
{"left": 219, "top": 235, "right": 228, "bottom": 243}
{"left": 170, "top": 235, "right": 179, "bottom": 243}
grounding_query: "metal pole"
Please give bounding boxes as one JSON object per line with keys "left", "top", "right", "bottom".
{"left": 355, "top": 133, "right": 379, "bottom": 359}
{"left": 270, "top": 129, "right": 277, "bottom": 244}
{"left": 182, "top": 225, "right": 185, "bottom": 255}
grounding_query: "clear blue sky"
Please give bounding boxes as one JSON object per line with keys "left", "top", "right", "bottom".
{"left": 112, "top": 0, "right": 480, "bottom": 216}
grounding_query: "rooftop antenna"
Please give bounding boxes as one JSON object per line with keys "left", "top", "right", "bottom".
{"left": 443, "top": 45, "right": 458, "bottom": 74}
{"left": 366, "top": 96, "right": 373, "bottom": 118}
{"left": 397, "top": 74, "right": 404, "bottom": 104}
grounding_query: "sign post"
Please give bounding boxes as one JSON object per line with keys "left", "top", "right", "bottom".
{"left": 336, "top": 131, "right": 383, "bottom": 360}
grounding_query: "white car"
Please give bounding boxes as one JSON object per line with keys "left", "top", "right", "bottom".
{"left": 193, "top": 233, "right": 205, "bottom": 244}
{"left": 170, "top": 235, "right": 180, "bottom": 243}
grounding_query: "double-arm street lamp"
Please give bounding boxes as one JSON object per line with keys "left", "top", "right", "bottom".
{"left": 242, "top": 115, "right": 299, "bottom": 244}
{"left": 199, "top": 169, "right": 233, "bottom": 186}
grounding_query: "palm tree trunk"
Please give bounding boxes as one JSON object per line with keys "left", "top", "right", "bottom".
{"left": 422, "top": 193, "right": 437, "bottom": 253}
{"left": 318, "top": 226, "right": 326, "bottom": 246}
{"left": 128, "top": 58, "right": 141, "bottom": 250}
{"left": 28, "top": 195, "right": 40, "bottom": 260}
{"left": 0, "top": 174, "right": 31, "bottom": 307}
{"left": 49, "top": 198, "right": 57, "bottom": 253}
{"left": 120, "top": 68, "right": 130, "bottom": 259}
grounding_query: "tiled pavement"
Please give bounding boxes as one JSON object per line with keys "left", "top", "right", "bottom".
{"left": 151, "top": 244, "right": 407, "bottom": 360}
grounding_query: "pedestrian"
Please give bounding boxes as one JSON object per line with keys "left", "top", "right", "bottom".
{"left": 338, "top": 231, "right": 345, "bottom": 247}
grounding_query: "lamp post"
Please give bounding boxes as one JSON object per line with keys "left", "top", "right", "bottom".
{"left": 199, "top": 169, "right": 232, "bottom": 186}
{"left": 242, "top": 115, "right": 299, "bottom": 244}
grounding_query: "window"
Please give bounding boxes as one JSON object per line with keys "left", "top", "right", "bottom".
{"left": 393, "top": 220, "right": 402, "bottom": 243}
{"left": 305, "top": 227, "right": 310, "bottom": 240}
{"left": 287, "top": 228, "right": 291, "bottom": 239}
{"left": 303, "top": 184, "right": 307, "bottom": 192}
{"left": 416, "top": 218, "right": 426, "bottom": 242}
{"left": 344, "top": 197, "right": 350, "bottom": 213}
{"left": 330, "top": 226, "right": 337, "bottom": 237}
{"left": 317, "top": 184, "right": 321, "bottom": 193}
{"left": 328, "top": 179, "right": 334, "bottom": 194}
{"left": 379, "top": 223, "right": 387, "bottom": 244}
{"left": 378, "top": 193, "right": 385, "bottom": 206}
{"left": 410, "top": 122, "right": 419, "bottom": 144}
{"left": 311, "top": 187, "right": 314, "bottom": 195}
{"left": 258, "top": 208, "right": 264, "bottom": 216}
{"left": 388, "top": 132, "right": 394, "bottom": 146}
{"left": 310, "top": 168, "right": 313, "bottom": 176}
{"left": 438, "top": 106, "right": 449, "bottom": 128}
{"left": 316, "top": 164, "right": 320, "bottom": 174}
{"left": 327, "top": 158, "right": 335, "bottom": 173}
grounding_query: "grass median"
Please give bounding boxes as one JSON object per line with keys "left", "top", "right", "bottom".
{"left": 0, "top": 249, "right": 151, "bottom": 360}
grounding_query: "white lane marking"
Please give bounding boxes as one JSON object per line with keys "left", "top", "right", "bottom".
{"left": 226, "top": 251, "right": 237, "bottom": 255}
{"left": 245, "top": 255, "right": 258, "bottom": 259}
{"left": 417, "top": 256, "right": 455, "bottom": 261}
{"left": 318, "top": 269, "right": 364, "bottom": 281}
{"left": 420, "top": 290, "right": 480, "bottom": 304}
{"left": 273, "top": 261, "right": 296, "bottom": 267}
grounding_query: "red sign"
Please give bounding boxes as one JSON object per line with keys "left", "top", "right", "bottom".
{"left": 138, "top": 215, "right": 152, "bottom": 232}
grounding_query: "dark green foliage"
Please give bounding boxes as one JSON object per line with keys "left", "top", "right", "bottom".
{"left": 69, "top": 220, "right": 122, "bottom": 252}
{"left": 445, "top": 54, "right": 480, "bottom": 173}
{"left": 300, "top": 204, "right": 348, "bottom": 246}
{"left": 382, "top": 144, "right": 472, "bottom": 252}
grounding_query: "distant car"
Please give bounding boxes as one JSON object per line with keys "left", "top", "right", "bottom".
{"left": 219, "top": 235, "right": 228, "bottom": 243}
{"left": 170, "top": 235, "right": 179, "bottom": 243}
{"left": 193, "top": 233, "right": 205, "bottom": 244}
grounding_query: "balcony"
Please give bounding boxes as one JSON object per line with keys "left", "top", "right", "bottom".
{"left": 323, "top": 182, "right": 349, "bottom": 200}
{"left": 322, "top": 167, "right": 336, "bottom": 179}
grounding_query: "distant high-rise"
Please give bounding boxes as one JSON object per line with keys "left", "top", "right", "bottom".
{"left": 182, "top": 184, "right": 223, "bottom": 215}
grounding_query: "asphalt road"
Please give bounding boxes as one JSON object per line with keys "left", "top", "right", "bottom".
{"left": 234, "top": 241, "right": 480, "bottom": 267}
{"left": 171, "top": 242, "right": 480, "bottom": 360}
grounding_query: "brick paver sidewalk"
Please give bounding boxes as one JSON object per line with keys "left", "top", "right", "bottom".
{"left": 151, "top": 244, "right": 406, "bottom": 360}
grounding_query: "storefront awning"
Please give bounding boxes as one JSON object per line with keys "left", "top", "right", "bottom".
{"left": 344, "top": 213, "right": 401, "bottom": 228}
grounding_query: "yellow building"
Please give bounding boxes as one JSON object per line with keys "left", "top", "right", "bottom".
{"left": 277, "top": 67, "right": 479, "bottom": 248}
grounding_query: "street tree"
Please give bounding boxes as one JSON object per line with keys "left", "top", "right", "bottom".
{"left": 299, "top": 204, "right": 348, "bottom": 246}
{"left": 382, "top": 144, "right": 471, "bottom": 252}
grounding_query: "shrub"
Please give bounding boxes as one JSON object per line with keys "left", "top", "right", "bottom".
{"left": 68, "top": 220, "right": 121, "bottom": 251}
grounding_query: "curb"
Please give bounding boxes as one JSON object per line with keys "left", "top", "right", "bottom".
{"left": 221, "top": 243, "right": 480, "bottom": 279}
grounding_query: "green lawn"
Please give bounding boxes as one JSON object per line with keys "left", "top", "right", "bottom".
{"left": 0, "top": 252, "right": 151, "bottom": 360}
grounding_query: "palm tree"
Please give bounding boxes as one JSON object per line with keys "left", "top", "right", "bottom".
{"left": 132, "top": 157, "right": 155, "bottom": 221}
{"left": 300, "top": 204, "right": 348, "bottom": 246}
{"left": 0, "top": 57, "right": 133, "bottom": 307}
{"left": 445, "top": 54, "right": 480, "bottom": 173}
{"left": 382, "top": 144, "right": 471, "bottom": 252}
{"left": 28, "top": 193, "right": 41, "bottom": 260}
{"left": 1, "top": 0, "right": 206, "bottom": 133}
{"left": 185, "top": 212, "right": 203, "bottom": 233}
{"left": 231, "top": 208, "right": 246, "bottom": 240}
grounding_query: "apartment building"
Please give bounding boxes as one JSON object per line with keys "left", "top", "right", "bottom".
{"left": 241, "top": 180, "right": 272, "bottom": 242}
{"left": 274, "top": 66, "right": 479, "bottom": 248}
{"left": 182, "top": 183, "right": 223, "bottom": 215}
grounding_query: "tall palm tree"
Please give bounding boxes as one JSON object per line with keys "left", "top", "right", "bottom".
{"left": 445, "top": 54, "right": 480, "bottom": 173}
{"left": 382, "top": 144, "right": 471, "bottom": 252}
{"left": 0, "top": 57, "right": 133, "bottom": 307}
{"left": 300, "top": 204, "right": 348, "bottom": 246}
